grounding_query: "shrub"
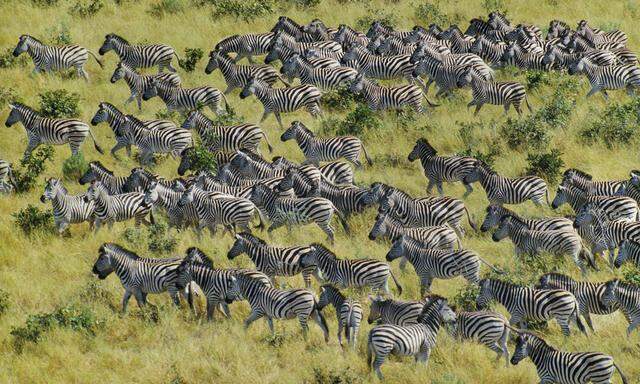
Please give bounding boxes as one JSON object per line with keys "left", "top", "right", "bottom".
{"left": 31, "top": 0, "right": 59, "bottom": 6}
{"left": 210, "top": 0, "right": 276, "bottom": 22}
{"left": 525, "top": 71, "right": 551, "bottom": 91}
{"left": 622, "top": 265, "right": 640, "bottom": 286}
{"left": 525, "top": 149, "right": 564, "bottom": 184}
{"left": 535, "top": 77, "right": 579, "bottom": 129}
{"left": 178, "top": 47, "right": 204, "bottom": 72}
{"left": 452, "top": 284, "right": 479, "bottom": 312}
{"left": 321, "top": 87, "right": 362, "bottom": 112}
{"left": 356, "top": 7, "right": 398, "bottom": 31}
{"left": 122, "top": 227, "right": 144, "bottom": 244}
{"left": 62, "top": 153, "right": 89, "bottom": 181}
{"left": 335, "top": 104, "right": 382, "bottom": 136}
{"left": 414, "top": 1, "right": 449, "bottom": 26}
{"left": 12, "top": 205, "right": 55, "bottom": 235}
{"left": 148, "top": 0, "right": 186, "bottom": 17}
{"left": 46, "top": 23, "right": 73, "bottom": 45}
{"left": 184, "top": 144, "right": 218, "bottom": 173}
{"left": 580, "top": 99, "right": 640, "bottom": 147}
{"left": 38, "top": 89, "right": 81, "bottom": 118}
{"left": 311, "top": 367, "right": 363, "bottom": 384}
{"left": 210, "top": 106, "right": 244, "bottom": 125}
{"left": 500, "top": 117, "right": 549, "bottom": 150}
{"left": 69, "top": 0, "right": 104, "bottom": 17}
{"left": 147, "top": 223, "right": 177, "bottom": 254}
{"left": 0, "top": 48, "right": 29, "bottom": 69}
{"left": 482, "top": 0, "right": 505, "bottom": 12}
{"left": 0, "top": 86, "right": 19, "bottom": 107}
{"left": 0, "top": 289, "right": 9, "bottom": 316}
{"left": 12, "top": 146, "right": 55, "bottom": 193}
{"left": 457, "top": 120, "right": 502, "bottom": 167}
{"left": 155, "top": 109, "right": 181, "bottom": 123}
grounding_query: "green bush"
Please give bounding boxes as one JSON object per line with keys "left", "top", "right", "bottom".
{"left": 12, "top": 146, "right": 54, "bottom": 193}
{"left": 148, "top": 0, "right": 186, "bottom": 17}
{"left": 155, "top": 109, "right": 181, "bottom": 123}
{"left": 38, "top": 89, "right": 81, "bottom": 118}
{"left": 178, "top": 47, "right": 204, "bottom": 72}
{"left": 147, "top": 223, "right": 177, "bottom": 254}
{"left": 31, "top": 0, "right": 59, "bottom": 6}
{"left": 321, "top": 87, "right": 363, "bottom": 112}
{"left": 622, "top": 265, "right": 640, "bottom": 286}
{"left": 535, "top": 77, "right": 579, "bottom": 129}
{"left": 311, "top": 367, "right": 363, "bottom": 384}
{"left": 335, "top": 104, "right": 382, "bottom": 136}
{"left": 483, "top": 0, "right": 505, "bottom": 12}
{"left": 185, "top": 144, "right": 218, "bottom": 173}
{"left": 452, "top": 284, "right": 479, "bottom": 312}
{"left": 457, "top": 120, "right": 502, "bottom": 167}
{"left": 69, "top": 0, "right": 104, "bottom": 17}
{"left": 525, "top": 71, "right": 551, "bottom": 91}
{"left": 0, "top": 86, "right": 19, "bottom": 107}
{"left": 12, "top": 205, "right": 55, "bottom": 235}
{"left": 62, "top": 153, "right": 89, "bottom": 181}
{"left": 500, "top": 117, "right": 549, "bottom": 150}
{"left": 0, "top": 289, "right": 9, "bottom": 316}
{"left": 580, "top": 99, "right": 640, "bottom": 147}
{"left": 210, "top": 106, "right": 244, "bottom": 125}
{"left": 356, "top": 7, "right": 398, "bottom": 31}
{"left": 0, "top": 48, "right": 29, "bottom": 69}
{"left": 414, "top": 1, "right": 449, "bottom": 26}
{"left": 525, "top": 149, "right": 564, "bottom": 184}
{"left": 210, "top": 0, "right": 276, "bottom": 22}
{"left": 46, "top": 23, "right": 73, "bottom": 45}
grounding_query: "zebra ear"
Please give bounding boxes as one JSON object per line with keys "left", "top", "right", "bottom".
{"left": 234, "top": 233, "right": 241, "bottom": 240}
{"left": 368, "top": 295, "right": 376, "bottom": 303}
{"left": 8, "top": 103, "right": 15, "bottom": 110}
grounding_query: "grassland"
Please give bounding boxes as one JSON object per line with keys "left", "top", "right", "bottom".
{"left": 0, "top": 0, "right": 639, "bottom": 383}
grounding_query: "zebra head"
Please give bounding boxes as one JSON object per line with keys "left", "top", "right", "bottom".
{"left": 239, "top": 77, "right": 260, "bottom": 99}
{"left": 227, "top": 233, "right": 253, "bottom": 260}
{"left": 248, "top": 184, "right": 270, "bottom": 207}
{"left": 576, "top": 20, "right": 589, "bottom": 34}
{"left": 542, "top": 45, "right": 558, "bottom": 66}
{"left": 366, "top": 35, "right": 384, "bottom": 55}
{"left": 340, "top": 44, "right": 361, "bottom": 65}
{"left": 40, "top": 178, "right": 62, "bottom": 203}
{"left": 180, "top": 111, "right": 200, "bottom": 130}
{"left": 510, "top": 333, "right": 534, "bottom": 365}
{"left": 84, "top": 180, "right": 106, "bottom": 203}
{"left": 280, "top": 54, "right": 301, "bottom": 79}
{"left": 91, "top": 103, "right": 112, "bottom": 126}
{"left": 274, "top": 168, "right": 296, "bottom": 194}
{"left": 177, "top": 147, "right": 195, "bottom": 176}
{"left": 615, "top": 240, "right": 640, "bottom": 268}
{"left": 298, "top": 245, "right": 320, "bottom": 269}
{"left": 476, "top": 279, "right": 495, "bottom": 309}
{"left": 367, "top": 296, "right": 388, "bottom": 324}
{"left": 409, "top": 41, "right": 428, "bottom": 64}
{"left": 316, "top": 285, "right": 334, "bottom": 311}
{"left": 5, "top": 103, "right": 25, "bottom": 128}
{"left": 481, "top": 204, "right": 504, "bottom": 232}
{"left": 402, "top": 26, "right": 424, "bottom": 45}
{"left": 417, "top": 296, "right": 456, "bottom": 325}
{"left": 99, "top": 33, "right": 125, "bottom": 56}
{"left": 79, "top": 161, "right": 101, "bottom": 184}
{"left": 601, "top": 279, "right": 620, "bottom": 309}
{"left": 629, "top": 170, "right": 640, "bottom": 187}
{"left": 377, "top": 190, "right": 398, "bottom": 216}
{"left": 177, "top": 183, "right": 195, "bottom": 207}
{"left": 499, "top": 41, "right": 517, "bottom": 64}
{"left": 368, "top": 213, "right": 389, "bottom": 240}
{"left": 348, "top": 73, "right": 366, "bottom": 94}
{"left": 110, "top": 62, "right": 128, "bottom": 84}
{"left": 143, "top": 179, "right": 159, "bottom": 205}
{"left": 538, "top": 272, "right": 575, "bottom": 291}
{"left": 142, "top": 78, "right": 160, "bottom": 101}
{"left": 408, "top": 138, "right": 437, "bottom": 162}
{"left": 462, "top": 161, "right": 484, "bottom": 185}
{"left": 368, "top": 182, "right": 391, "bottom": 204}
{"left": 281, "top": 121, "right": 305, "bottom": 142}
{"left": 551, "top": 185, "right": 569, "bottom": 209}
{"left": 12, "top": 35, "right": 30, "bottom": 57}
{"left": 492, "top": 215, "right": 514, "bottom": 242}
{"left": 204, "top": 50, "right": 222, "bottom": 75}
{"left": 573, "top": 204, "right": 598, "bottom": 228}
{"left": 271, "top": 156, "right": 295, "bottom": 170}
{"left": 469, "top": 35, "right": 484, "bottom": 55}
{"left": 365, "top": 20, "right": 385, "bottom": 40}
{"left": 385, "top": 235, "right": 408, "bottom": 262}
{"left": 224, "top": 275, "right": 243, "bottom": 304}
{"left": 568, "top": 57, "right": 590, "bottom": 75}
{"left": 93, "top": 244, "right": 119, "bottom": 279}
{"left": 174, "top": 257, "right": 194, "bottom": 291}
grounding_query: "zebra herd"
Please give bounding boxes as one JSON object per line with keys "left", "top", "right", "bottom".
{"left": 3, "top": 11, "right": 640, "bottom": 384}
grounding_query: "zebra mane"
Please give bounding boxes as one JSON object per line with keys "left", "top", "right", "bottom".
{"left": 124, "top": 114, "right": 146, "bottom": 127}
{"left": 416, "top": 138, "right": 437, "bottom": 155}
{"left": 564, "top": 168, "right": 592, "bottom": 180}
{"left": 22, "top": 34, "right": 44, "bottom": 45}
{"left": 107, "top": 33, "right": 130, "bottom": 45}
{"left": 9, "top": 102, "right": 36, "bottom": 113}
{"left": 475, "top": 160, "right": 496, "bottom": 175}
{"left": 320, "top": 284, "right": 343, "bottom": 297}
{"left": 540, "top": 272, "right": 576, "bottom": 289}
{"left": 215, "top": 34, "right": 239, "bottom": 49}
{"left": 518, "top": 331, "right": 552, "bottom": 349}
{"left": 487, "top": 278, "right": 522, "bottom": 290}
{"left": 310, "top": 243, "right": 337, "bottom": 258}
{"left": 416, "top": 294, "right": 446, "bottom": 322}
{"left": 489, "top": 11, "right": 510, "bottom": 25}
{"left": 501, "top": 214, "right": 527, "bottom": 227}
{"left": 101, "top": 243, "right": 140, "bottom": 260}
{"left": 89, "top": 161, "right": 114, "bottom": 176}
{"left": 239, "top": 232, "right": 267, "bottom": 246}
{"left": 292, "top": 121, "right": 314, "bottom": 136}
{"left": 185, "top": 247, "right": 214, "bottom": 268}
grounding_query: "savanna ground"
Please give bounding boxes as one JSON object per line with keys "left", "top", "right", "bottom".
{"left": 0, "top": 0, "right": 639, "bottom": 383}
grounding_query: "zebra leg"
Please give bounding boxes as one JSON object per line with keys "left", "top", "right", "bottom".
{"left": 503, "top": 103, "right": 511, "bottom": 115}
{"left": 110, "top": 142, "right": 128, "bottom": 159}
{"left": 317, "top": 222, "right": 335, "bottom": 244}
{"left": 76, "top": 66, "right": 89, "bottom": 82}
{"left": 266, "top": 317, "right": 275, "bottom": 334}
{"left": 206, "top": 300, "right": 216, "bottom": 321}
{"left": 399, "top": 257, "right": 408, "bottom": 272}
{"left": 585, "top": 87, "right": 600, "bottom": 98}
{"left": 473, "top": 104, "right": 483, "bottom": 116}
{"left": 298, "top": 315, "right": 310, "bottom": 340}
{"left": 337, "top": 320, "right": 344, "bottom": 347}
{"left": 243, "top": 310, "right": 263, "bottom": 329}
{"left": 259, "top": 110, "right": 271, "bottom": 125}
{"left": 417, "top": 344, "right": 431, "bottom": 364}
{"left": 223, "top": 85, "right": 235, "bottom": 95}
{"left": 601, "top": 90, "right": 610, "bottom": 101}
{"left": 273, "top": 112, "right": 284, "bottom": 130}
{"left": 426, "top": 179, "right": 435, "bottom": 194}
{"left": 372, "top": 351, "right": 388, "bottom": 379}
{"left": 626, "top": 318, "right": 640, "bottom": 336}
{"left": 312, "top": 308, "right": 330, "bottom": 342}
{"left": 22, "top": 140, "right": 40, "bottom": 162}
{"left": 133, "top": 289, "right": 147, "bottom": 308}
{"left": 420, "top": 277, "right": 433, "bottom": 297}
{"left": 436, "top": 182, "right": 444, "bottom": 196}
{"left": 557, "top": 317, "right": 571, "bottom": 336}
{"left": 69, "top": 142, "right": 81, "bottom": 157}
{"left": 583, "top": 311, "right": 595, "bottom": 332}
{"left": 351, "top": 326, "right": 359, "bottom": 349}
{"left": 121, "top": 290, "right": 133, "bottom": 312}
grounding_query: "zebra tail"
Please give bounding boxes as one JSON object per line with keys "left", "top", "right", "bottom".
{"left": 544, "top": 188, "right": 550, "bottom": 206}
{"left": 573, "top": 305, "right": 587, "bottom": 335}
{"left": 366, "top": 334, "right": 374, "bottom": 368}
{"left": 464, "top": 207, "right": 477, "bottom": 231}
{"left": 149, "top": 209, "right": 156, "bottom": 225}
{"left": 613, "top": 362, "right": 629, "bottom": 384}
{"left": 389, "top": 270, "right": 403, "bottom": 295}
{"left": 361, "top": 143, "right": 373, "bottom": 166}
{"left": 88, "top": 128, "right": 105, "bottom": 154}
{"left": 7, "top": 166, "right": 16, "bottom": 190}
{"left": 87, "top": 50, "right": 104, "bottom": 69}
{"left": 478, "top": 257, "right": 505, "bottom": 275}
{"left": 422, "top": 92, "right": 440, "bottom": 107}
{"left": 525, "top": 96, "right": 533, "bottom": 112}
{"left": 277, "top": 73, "right": 292, "bottom": 87}
{"left": 580, "top": 247, "right": 598, "bottom": 271}
{"left": 261, "top": 131, "right": 274, "bottom": 153}
{"left": 220, "top": 92, "right": 231, "bottom": 113}
{"left": 172, "top": 50, "right": 183, "bottom": 66}
{"left": 334, "top": 205, "right": 350, "bottom": 235}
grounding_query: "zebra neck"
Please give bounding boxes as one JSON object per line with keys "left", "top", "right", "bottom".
{"left": 493, "top": 281, "right": 522, "bottom": 306}
{"left": 123, "top": 69, "right": 142, "bottom": 89}
{"left": 528, "top": 339, "right": 556, "bottom": 367}
{"left": 217, "top": 56, "right": 237, "bottom": 78}
{"left": 327, "top": 289, "right": 345, "bottom": 308}
{"left": 26, "top": 39, "right": 46, "bottom": 59}
{"left": 157, "top": 83, "right": 177, "bottom": 103}
{"left": 252, "top": 84, "right": 272, "bottom": 103}
{"left": 113, "top": 41, "right": 134, "bottom": 57}
{"left": 112, "top": 254, "right": 136, "bottom": 283}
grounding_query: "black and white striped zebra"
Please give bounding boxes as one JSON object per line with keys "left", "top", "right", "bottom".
{"left": 500, "top": 42, "right": 547, "bottom": 71}
{"left": 568, "top": 57, "right": 640, "bottom": 99}
{"left": 240, "top": 77, "right": 322, "bottom": 129}
{"left": 317, "top": 285, "right": 362, "bottom": 348}
{"left": 222, "top": 150, "right": 286, "bottom": 182}
{"left": 493, "top": 215, "right": 595, "bottom": 274}
{"left": 551, "top": 185, "right": 639, "bottom": 220}
{"left": 538, "top": 273, "right": 619, "bottom": 332}
{"left": 369, "top": 34, "right": 418, "bottom": 56}
{"left": 480, "top": 203, "right": 574, "bottom": 232}
{"left": 225, "top": 272, "right": 330, "bottom": 341}
{"left": 271, "top": 16, "right": 325, "bottom": 43}
{"left": 281, "top": 120, "right": 372, "bottom": 167}
{"left": 411, "top": 54, "right": 468, "bottom": 97}
{"left": 407, "top": 138, "right": 477, "bottom": 196}
{"left": 227, "top": 232, "right": 317, "bottom": 288}
{"left": 143, "top": 179, "right": 199, "bottom": 230}
{"left": 562, "top": 168, "right": 626, "bottom": 197}
{"left": 280, "top": 54, "right": 357, "bottom": 89}
{"left": 504, "top": 26, "right": 545, "bottom": 54}
{"left": 463, "top": 160, "right": 548, "bottom": 206}
{"left": 110, "top": 61, "right": 181, "bottom": 110}
{"left": 437, "top": 25, "right": 474, "bottom": 54}
{"left": 205, "top": 50, "right": 289, "bottom": 93}
{"left": 92, "top": 243, "right": 186, "bottom": 311}
{"left": 469, "top": 35, "right": 508, "bottom": 67}
{"left": 264, "top": 30, "right": 341, "bottom": 65}
{"left": 13, "top": 34, "right": 103, "bottom": 80}
{"left": 367, "top": 295, "right": 456, "bottom": 379}
{"left": 215, "top": 33, "right": 274, "bottom": 64}
{"left": 367, "top": 296, "right": 426, "bottom": 326}
{"left": 142, "top": 77, "right": 229, "bottom": 115}
{"left": 348, "top": 73, "right": 436, "bottom": 113}
{"left": 181, "top": 110, "right": 272, "bottom": 154}
{"left": 79, "top": 161, "right": 128, "bottom": 194}
{"left": 542, "top": 45, "right": 618, "bottom": 70}
{"left": 84, "top": 180, "right": 154, "bottom": 231}
{"left": 577, "top": 20, "right": 628, "bottom": 47}
{"left": 265, "top": 39, "right": 341, "bottom": 69}
{"left": 340, "top": 44, "right": 415, "bottom": 83}
{"left": 40, "top": 178, "right": 94, "bottom": 234}
{"left": 117, "top": 115, "right": 192, "bottom": 165}
{"left": 369, "top": 213, "right": 461, "bottom": 249}
{"left": 386, "top": 234, "right": 498, "bottom": 294}
{"left": 476, "top": 278, "right": 586, "bottom": 336}
{"left": 272, "top": 157, "right": 354, "bottom": 186}
{"left": 457, "top": 68, "right": 532, "bottom": 116}
{"left": 366, "top": 21, "right": 413, "bottom": 41}
{"left": 332, "top": 24, "right": 370, "bottom": 46}
{"left": 6, "top": 102, "right": 103, "bottom": 161}
{"left": 0, "top": 160, "right": 14, "bottom": 193}
{"left": 615, "top": 239, "right": 640, "bottom": 269}
{"left": 99, "top": 33, "right": 178, "bottom": 72}
{"left": 511, "top": 332, "right": 629, "bottom": 384}
{"left": 602, "top": 279, "right": 640, "bottom": 336}
{"left": 298, "top": 243, "right": 402, "bottom": 295}
{"left": 447, "top": 310, "right": 513, "bottom": 367}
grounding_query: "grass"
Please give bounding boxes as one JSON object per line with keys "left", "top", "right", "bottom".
{"left": 0, "top": 0, "right": 639, "bottom": 383}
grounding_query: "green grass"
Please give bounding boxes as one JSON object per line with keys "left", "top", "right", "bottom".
{"left": 0, "top": 0, "right": 639, "bottom": 383}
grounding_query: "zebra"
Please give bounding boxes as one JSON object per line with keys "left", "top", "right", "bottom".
{"left": 249, "top": 184, "right": 349, "bottom": 243}
{"left": 437, "top": 25, "right": 474, "bottom": 54}
{"left": 374, "top": 183, "right": 476, "bottom": 236}
{"left": 403, "top": 25, "right": 442, "bottom": 45}
{"left": 239, "top": 77, "right": 322, "bottom": 129}
{"left": 568, "top": 57, "right": 640, "bottom": 99}
{"left": 411, "top": 54, "right": 470, "bottom": 97}
{"left": 117, "top": 115, "right": 192, "bottom": 165}
{"left": 577, "top": 20, "right": 628, "bottom": 47}
{"left": 205, "top": 50, "right": 288, "bottom": 94}
{"left": 538, "top": 273, "right": 619, "bottom": 332}
{"left": 215, "top": 33, "right": 274, "bottom": 64}
{"left": 279, "top": 54, "right": 357, "bottom": 89}
{"left": 298, "top": 243, "right": 402, "bottom": 295}
{"left": 480, "top": 203, "right": 574, "bottom": 232}
{"left": 500, "top": 41, "right": 547, "bottom": 71}
{"left": 366, "top": 21, "right": 413, "bottom": 41}
{"left": 367, "top": 296, "right": 426, "bottom": 325}
{"left": 407, "top": 138, "right": 477, "bottom": 196}
{"left": 90, "top": 102, "right": 176, "bottom": 158}
{"left": 271, "top": 16, "right": 327, "bottom": 43}
{"left": 40, "top": 178, "right": 94, "bottom": 234}
{"left": 476, "top": 278, "right": 586, "bottom": 336}
{"left": 469, "top": 35, "right": 508, "bottom": 67}
{"left": 615, "top": 239, "right": 640, "bottom": 268}
{"left": 561, "top": 168, "right": 626, "bottom": 197}
{"left": 224, "top": 272, "right": 330, "bottom": 341}
{"left": 447, "top": 310, "right": 513, "bottom": 367}
{"left": 457, "top": 68, "right": 532, "bottom": 116}
{"left": 13, "top": 34, "right": 103, "bottom": 80}
{"left": 79, "top": 161, "right": 129, "bottom": 194}
{"left": 227, "top": 232, "right": 317, "bottom": 288}
{"left": 542, "top": 45, "right": 618, "bottom": 70}
{"left": 222, "top": 150, "right": 286, "bottom": 181}
{"left": 264, "top": 30, "right": 341, "bottom": 65}
{"left": 272, "top": 156, "right": 355, "bottom": 186}
{"left": 332, "top": 24, "right": 370, "bottom": 46}
{"left": 264, "top": 38, "right": 341, "bottom": 69}
{"left": 463, "top": 160, "right": 548, "bottom": 206}
{"left": 370, "top": 35, "right": 419, "bottom": 56}
{"left": 547, "top": 20, "right": 571, "bottom": 40}
{"left": 602, "top": 279, "right": 640, "bottom": 335}
{"left": 317, "top": 285, "right": 362, "bottom": 348}
{"left": 142, "top": 77, "right": 229, "bottom": 115}
{"left": 109, "top": 61, "right": 181, "bottom": 111}
{"left": 386, "top": 234, "right": 499, "bottom": 294}
{"left": 0, "top": 160, "right": 15, "bottom": 193}
{"left": 348, "top": 73, "right": 437, "bottom": 113}
{"left": 99, "top": 33, "right": 178, "bottom": 72}
{"left": 504, "top": 26, "right": 545, "bottom": 54}
{"left": 493, "top": 215, "right": 595, "bottom": 275}
{"left": 367, "top": 295, "right": 456, "bottom": 379}
{"left": 340, "top": 44, "right": 415, "bottom": 83}
{"left": 83, "top": 180, "right": 154, "bottom": 231}
{"left": 511, "top": 332, "right": 629, "bottom": 384}
{"left": 551, "top": 185, "right": 639, "bottom": 221}
{"left": 281, "top": 120, "right": 372, "bottom": 168}
{"left": 143, "top": 179, "right": 199, "bottom": 230}
{"left": 92, "top": 243, "right": 187, "bottom": 311}
{"left": 369, "top": 213, "right": 461, "bottom": 249}
{"left": 5, "top": 102, "right": 103, "bottom": 161}
{"left": 181, "top": 110, "right": 272, "bottom": 154}
{"left": 177, "top": 183, "right": 263, "bottom": 235}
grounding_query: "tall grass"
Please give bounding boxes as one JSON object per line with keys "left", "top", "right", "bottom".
{"left": 0, "top": 1, "right": 638, "bottom": 383}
